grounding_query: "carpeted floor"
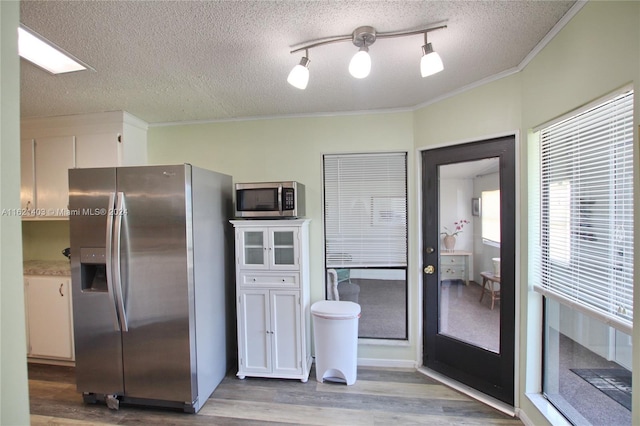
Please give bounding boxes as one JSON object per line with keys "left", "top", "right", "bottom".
{"left": 356, "top": 278, "right": 407, "bottom": 339}
{"left": 551, "top": 333, "right": 632, "bottom": 425}
{"left": 439, "top": 279, "right": 500, "bottom": 352}
{"left": 570, "top": 368, "right": 632, "bottom": 411}
{"left": 353, "top": 278, "right": 499, "bottom": 346}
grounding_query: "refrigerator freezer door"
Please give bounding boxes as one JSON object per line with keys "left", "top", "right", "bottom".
{"left": 117, "top": 165, "right": 197, "bottom": 404}
{"left": 69, "top": 167, "right": 124, "bottom": 395}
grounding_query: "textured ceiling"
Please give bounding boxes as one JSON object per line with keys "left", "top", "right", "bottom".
{"left": 19, "top": 1, "right": 577, "bottom": 125}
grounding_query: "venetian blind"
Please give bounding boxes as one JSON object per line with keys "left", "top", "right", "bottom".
{"left": 533, "top": 89, "right": 634, "bottom": 334}
{"left": 323, "top": 152, "right": 407, "bottom": 267}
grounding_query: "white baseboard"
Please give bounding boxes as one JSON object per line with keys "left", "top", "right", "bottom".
{"left": 356, "top": 358, "right": 417, "bottom": 369}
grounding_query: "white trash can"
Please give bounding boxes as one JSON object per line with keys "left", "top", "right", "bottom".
{"left": 311, "top": 300, "right": 361, "bottom": 385}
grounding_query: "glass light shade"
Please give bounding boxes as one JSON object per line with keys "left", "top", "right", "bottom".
{"left": 348, "top": 48, "right": 371, "bottom": 79}
{"left": 287, "top": 57, "right": 310, "bottom": 90}
{"left": 420, "top": 43, "right": 443, "bottom": 77}
{"left": 18, "top": 26, "right": 87, "bottom": 74}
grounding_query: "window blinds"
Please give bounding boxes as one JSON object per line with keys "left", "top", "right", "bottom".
{"left": 323, "top": 152, "right": 407, "bottom": 268}
{"left": 533, "top": 90, "right": 634, "bottom": 334}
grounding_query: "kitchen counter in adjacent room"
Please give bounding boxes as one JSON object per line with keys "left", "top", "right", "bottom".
{"left": 24, "top": 260, "right": 71, "bottom": 276}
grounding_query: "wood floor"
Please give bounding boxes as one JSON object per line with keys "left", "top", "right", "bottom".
{"left": 29, "top": 363, "right": 523, "bottom": 425}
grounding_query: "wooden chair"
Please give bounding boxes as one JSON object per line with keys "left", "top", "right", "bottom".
{"left": 479, "top": 271, "right": 501, "bottom": 310}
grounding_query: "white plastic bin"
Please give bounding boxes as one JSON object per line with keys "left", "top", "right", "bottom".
{"left": 311, "top": 300, "right": 361, "bottom": 385}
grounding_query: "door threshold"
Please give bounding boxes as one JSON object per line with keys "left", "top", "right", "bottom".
{"left": 417, "top": 366, "right": 516, "bottom": 418}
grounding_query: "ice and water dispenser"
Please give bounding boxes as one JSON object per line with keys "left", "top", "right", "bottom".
{"left": 80, "top": 248, "right": 108, "bottom": 292}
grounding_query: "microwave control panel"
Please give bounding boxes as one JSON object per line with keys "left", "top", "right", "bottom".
{"left": 283, "top": 188, "right": 295, "bottom": 210}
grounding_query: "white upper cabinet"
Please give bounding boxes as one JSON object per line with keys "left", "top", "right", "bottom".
{"left": 75, "top": 132, "right": 119, "bottom": 168}
{"left": 34, "top": 135, "right": 76, "bottom": 215}
{"left": 21, "top": 111, "right": 148, "bottom": 219}
{"left": 20, "top": 139, "right": 35, "bottom": 211}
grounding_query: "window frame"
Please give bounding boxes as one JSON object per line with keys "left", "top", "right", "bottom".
{"left": 322, "top": 151, "right": 409, "bottom": 340}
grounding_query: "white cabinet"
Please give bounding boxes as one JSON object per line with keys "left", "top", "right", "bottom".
{"left": 440, "top": 251, "right": 472, "bottom": 284}
{"left": 236, "top": 226, "right": 301, "bottom": 270}
{"left": 24, "top": 276, "right": 74, "bottom": 361}
{"left": 21, "top": 136, "right": 75, "bottom": 215}
{"left": 75, "top": 132, "right": 119, "bottom": 168}
{"left": 20, "top": 111, "right": 148, "bottom": 219}
{"left": 237, "top": 289, "right": 303, "bottom": 377}
{"left": 231, "top": 219, "right": 311, "bottom": 382}
{"left": 20, "top": 138, "right": 35, "bottom": 211}
{"left": 34, "top": 136, "right": 76, "bottom": 215}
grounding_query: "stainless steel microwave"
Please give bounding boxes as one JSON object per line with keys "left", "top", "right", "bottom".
{"left": 235, "top": 181, "right": 305, "bottom": 218}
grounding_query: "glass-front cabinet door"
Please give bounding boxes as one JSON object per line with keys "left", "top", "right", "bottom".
{"left": 268, "top": 228, "right": 299, "bottom": 270}
{"left": 239, "top": 229, "right": 267, "bottom": 268}
{"left": 238, "top": 227, "right": 299, "bottom": 270}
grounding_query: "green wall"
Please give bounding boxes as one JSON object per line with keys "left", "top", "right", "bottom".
{"left": 22, "top": 221, "right": 70, "bottom": 261}
{"left": 149, "top": 112, "right": 417, "bottom": 363}
{"left": 1, "top": 1, "right": 31, "bottom": 424}
{"left": 14, "top": 1, "right": 639, "bottom": 423}
{"left": 148, "top": 1, "right": 640, "bottom": 423}
{"left": 519, "top": 2, "right": 640, "bottom": 424}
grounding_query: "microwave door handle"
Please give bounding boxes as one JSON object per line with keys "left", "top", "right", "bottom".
{"left": 105, "top": 192, "right": 120, "bottom": 331}
{"left": 113, "top": 192, "right": 129, "bottom": 332}
{"left": 278, "top": 185, "right": 283, "bottom": 214}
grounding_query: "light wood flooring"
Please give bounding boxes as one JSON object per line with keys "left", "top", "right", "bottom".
{"left": 29, "top": 363, "right": 523, "bottom": 425}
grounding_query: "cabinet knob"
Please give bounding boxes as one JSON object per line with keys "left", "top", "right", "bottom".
{"left": 59, "top": 283, "right": 64, "bottom": 297}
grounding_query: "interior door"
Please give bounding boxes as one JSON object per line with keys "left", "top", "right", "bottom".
{"left": 422, "top": 136, "right": 515, "bottom": 405}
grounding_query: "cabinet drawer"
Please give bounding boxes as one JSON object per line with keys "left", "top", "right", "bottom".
{"left": 442, "top": 268, "right": 465, "bottom": 275}
{"left": 240, "top": 272, "right": 299, "bottom": 288}
{"left": 441, "top": 256, "right": 465, "bottom": 266}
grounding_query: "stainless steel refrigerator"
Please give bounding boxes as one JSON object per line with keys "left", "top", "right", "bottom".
{"left": 69, "top": 164, "right": 233, "bottom": 413}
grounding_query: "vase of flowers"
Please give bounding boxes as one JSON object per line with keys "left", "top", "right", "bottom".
{"left": 441, "top": 219, "right": 469, "bottom": 252}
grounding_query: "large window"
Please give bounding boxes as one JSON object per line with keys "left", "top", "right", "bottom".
{"left": 481, "top": 189, "right": 500, "bottom": 244}
{"left": 532, "top": 88, "right": 634, "bottom": 424}
{"left": 323, "top": 152, "right": 408, "bottom": 339}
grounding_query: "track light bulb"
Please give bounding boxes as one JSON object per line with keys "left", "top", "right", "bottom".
{"left": 287, "top": 56, "right": 310, "bottom": 90}
{"left": 420, "top": 43, "right": 443, "bottom": 77}
{"left": 349, "top": 47, "right": 371, "bottom": 79}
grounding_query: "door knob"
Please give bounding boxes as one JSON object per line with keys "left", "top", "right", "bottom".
{"left": 424, "top": 265, "right": 435, "bottom": 274}
{"left": 426, "top": 247, "right": 435, "bottom": 254}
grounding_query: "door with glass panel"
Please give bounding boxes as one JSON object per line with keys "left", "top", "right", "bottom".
{"left": 422, "top": 136, "right": 515, "bottom": 405}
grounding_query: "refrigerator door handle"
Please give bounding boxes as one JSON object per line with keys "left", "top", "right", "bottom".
{"left": 105, "top": 192, "right": 120, "bottom": 331}
{"left": 113, "top": 192, "right": 129, "bottom": 332}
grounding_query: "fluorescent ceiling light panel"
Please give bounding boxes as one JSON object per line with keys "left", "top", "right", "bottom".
{"left": 18, "top": 25, "right": 89, "bottom": 74}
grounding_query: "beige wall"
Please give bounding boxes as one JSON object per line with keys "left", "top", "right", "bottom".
{"left": 1, "top": 0, "right": 31, "bottom": 424}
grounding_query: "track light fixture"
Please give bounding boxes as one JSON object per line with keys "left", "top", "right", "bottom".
{"left": 348, "top": 26, "right": 376, "bottom": 79}
{"left": 287, "top": 23, "right": 447, "bottom": 89}
{"left": 287, "top": 49, "right": 310, "bottom": 89}
{"left": 420, "top": 33, "right": 444, "bottom": 77}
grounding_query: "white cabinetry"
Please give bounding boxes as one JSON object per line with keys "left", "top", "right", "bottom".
{"left": 34, "top": 136, "right": 76, "bottom": 214}
{"left": 231, "top": 219, "right": 311, "bottom": 382}
{"left": 20, "top": 111, "right": 147, "bottom": 219}
{"left": 440, "top": 251, "right": 472, "bottom": 284}
{"left": 24, "top": 275, "right": 74, "bottom": 361}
